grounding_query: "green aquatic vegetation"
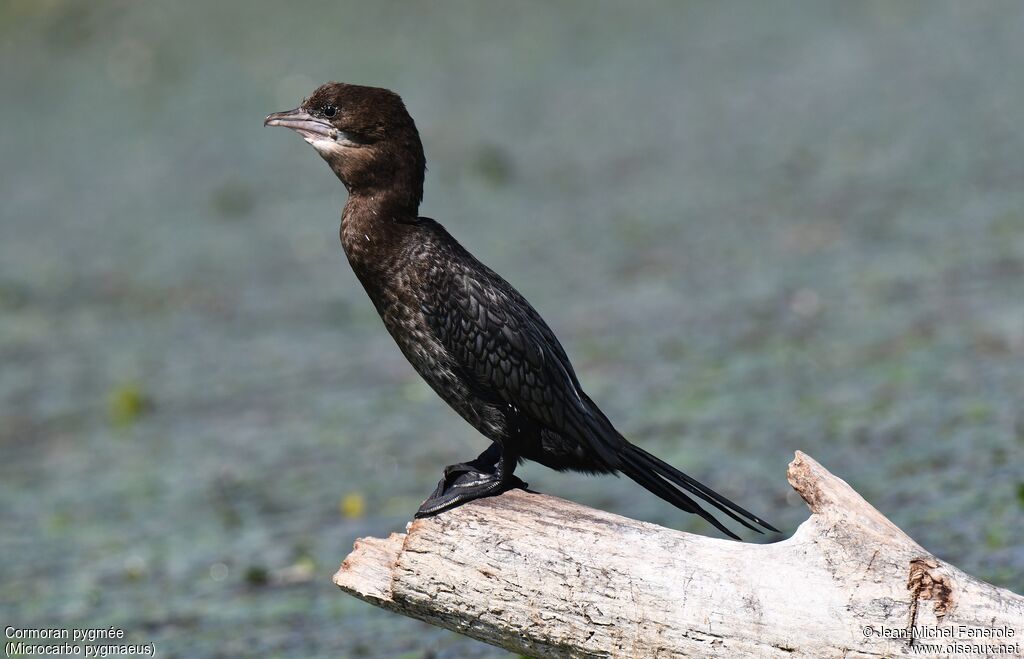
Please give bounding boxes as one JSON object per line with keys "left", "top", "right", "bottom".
{"left": 339, "top": 492, "right": 366, "bottom": 519}
{"left": 106, "top": 382, "right": 151, "bottom": 427}
{"left": 244, "top": 565, "right": 269, "bottom": 587}
{"left": 473, "top": 144, "right": 515, "bottom": 187}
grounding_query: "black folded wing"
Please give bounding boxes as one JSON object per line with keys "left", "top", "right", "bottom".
{"left": 422, "top": 267, "right": 623, "bottom": 467}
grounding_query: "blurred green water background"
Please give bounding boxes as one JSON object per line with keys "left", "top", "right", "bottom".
{"left": 1, "top": 1, "right": 1022, "bottom": 656}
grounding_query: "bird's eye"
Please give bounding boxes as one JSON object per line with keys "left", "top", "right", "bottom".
{"left": 323, "top": 105, "right": 337, "bottom": 118}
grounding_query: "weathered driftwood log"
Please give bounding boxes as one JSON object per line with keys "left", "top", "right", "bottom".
{"left": 334, "top": 452, "right": 1024, "bottom": 658}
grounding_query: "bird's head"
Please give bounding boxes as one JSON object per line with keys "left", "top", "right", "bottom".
{"left": 265, "top": 82, "right": 424, "bottom": 208}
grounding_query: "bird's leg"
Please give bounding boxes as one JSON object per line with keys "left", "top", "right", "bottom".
{"left": 415, "top": 442, "right": 528, "bottom": 518}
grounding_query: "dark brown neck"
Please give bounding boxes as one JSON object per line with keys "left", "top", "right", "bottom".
{"left": 340, "top": 187, "right": 417, "bottom": 276}
{"left": 334, "top": 163, "right": 423, "bottom": 216}
{"left": 335, "top": 135, "right": 426, "bottom": 273}
{"left": 329, "top": 131, "right": 425, "bottom": 219}
{"left": 342, "top": 184, "right": 421, "bottom": 221}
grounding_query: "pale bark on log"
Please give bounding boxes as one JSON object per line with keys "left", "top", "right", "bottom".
{"left": 334, "top": 452, "right": 1024, "bottom": 658}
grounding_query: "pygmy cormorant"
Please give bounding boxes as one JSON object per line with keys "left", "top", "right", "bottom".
{"left": 265, "top": 83, "right": 777, "bottom": 539}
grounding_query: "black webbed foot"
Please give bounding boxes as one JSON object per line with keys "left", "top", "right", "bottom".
{"left": 415, "top": 447, "right": 527, "bottom": 518}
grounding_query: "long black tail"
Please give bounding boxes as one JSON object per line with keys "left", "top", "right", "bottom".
{"left": 617, "top": 442, "right": 779, "bottom": 540}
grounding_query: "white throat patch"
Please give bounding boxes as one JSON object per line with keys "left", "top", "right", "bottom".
{"left": 306, "top": 129, "right": 361, "bottom": 158}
